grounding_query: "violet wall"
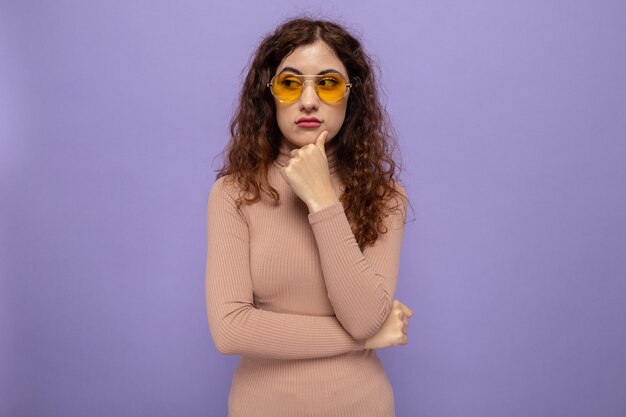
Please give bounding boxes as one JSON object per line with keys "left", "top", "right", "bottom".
{"left": 1, "top": 1, "right": 625, "bottom": 416}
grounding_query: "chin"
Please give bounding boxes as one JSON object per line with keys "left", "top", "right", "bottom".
{"left": 287, "top": 134, "right": 312, "bottom": 143}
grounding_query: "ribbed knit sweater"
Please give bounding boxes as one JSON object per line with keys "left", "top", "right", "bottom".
{"left": 205, "top": 139, "right": 407, "bottom": 417}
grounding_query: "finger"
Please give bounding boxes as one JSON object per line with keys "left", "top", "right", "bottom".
{"left": 400, "top": 303, "right": 413, "bottom": 318}
{"left": 395, "top": 300, "right": 412, "bottom": 316}
{"left": 316, "top": 131, "right": 328, "bottom": 155}
{"left": 290, "top": 149, "right": 298, "bottom": 157}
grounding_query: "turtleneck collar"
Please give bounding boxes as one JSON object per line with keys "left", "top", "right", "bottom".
{"left": 273, "top": 138, "right": 339, "bottom": 174}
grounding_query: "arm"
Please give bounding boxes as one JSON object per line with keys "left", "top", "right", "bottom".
{"left": 205, "top": 176, "right": 366, "bottom": 360}
{"left": 307, "top": 184, "right": 408, "bottom": 340}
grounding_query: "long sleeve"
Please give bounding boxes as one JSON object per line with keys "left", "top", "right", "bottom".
{"left": 307, "top": 185, "right": 407, "bottom": 340}
{"left": 205, "top": 176, "right": 366, "bottom": 360}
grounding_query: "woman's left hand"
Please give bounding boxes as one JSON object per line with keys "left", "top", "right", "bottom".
{"left": 278, "top": 130, "right": 340, "bottom": 213}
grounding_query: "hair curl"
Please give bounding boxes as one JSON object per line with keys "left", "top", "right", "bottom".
{"left": 214, "top": 16, "right": 413, "bottom": 251}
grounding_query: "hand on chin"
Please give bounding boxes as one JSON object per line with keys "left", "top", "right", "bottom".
{"left": 278, "top": 130, "right": 339, "bottom": 211}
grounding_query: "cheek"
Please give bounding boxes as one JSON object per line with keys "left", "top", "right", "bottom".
{"left": 334, "top": 106, "right": 348, "bottom": 129}
{"left": 275, "top": 107, "right": 290, "bottom": 129}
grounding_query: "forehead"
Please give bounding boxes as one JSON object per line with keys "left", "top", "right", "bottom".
{"left": 276, "top": 40, "right": 348, "bottom": 75}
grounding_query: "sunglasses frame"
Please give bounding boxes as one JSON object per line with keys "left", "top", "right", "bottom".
{"left": 266, "top": 72, "right": 352, "bottom": 104}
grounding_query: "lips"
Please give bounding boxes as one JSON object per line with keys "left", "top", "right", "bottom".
{"left": 296, "top": 117, "right": 321, "bottom": 129}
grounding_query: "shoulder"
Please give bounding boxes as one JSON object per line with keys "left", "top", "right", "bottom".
{"left": 209, "top": 174, "right": 240, "bottom": 200}
{"left": 206, "top": 175, "right": 250, "bottom": 233}
{"left": 207, "top": 175, "right": 250, "bottom": 226}
{"left": 384, "top": 180, "right": 408, "bottom": 223}
{"left": 387, "top": 180, "right": 408, "bottom": 208}
{"left": 207, "top": 174, "right": 244, "bottom": 211}
{"left": 392, "top": 180, "right": 407, "bottom": 199}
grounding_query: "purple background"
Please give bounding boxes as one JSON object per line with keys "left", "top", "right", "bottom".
{"left": 1, "top": 1, "right": 625, "bottom": 416}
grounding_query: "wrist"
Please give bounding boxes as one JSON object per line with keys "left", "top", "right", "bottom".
{"left": 307, "top": 194, "right": 340, "bottom": 214}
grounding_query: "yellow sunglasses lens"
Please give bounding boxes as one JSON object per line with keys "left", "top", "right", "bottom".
{"left": 317, "top": 75, "right": 347, "bottom": 102}
{"left": 271, "top": 73, "right": 347, "bottom": 103}
{"left": 272, "top": 74, "right": 302, "bottom": 102}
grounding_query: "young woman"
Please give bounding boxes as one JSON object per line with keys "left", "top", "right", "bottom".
{"left": 205, "top": 16, "right": 414, "bottom": 417}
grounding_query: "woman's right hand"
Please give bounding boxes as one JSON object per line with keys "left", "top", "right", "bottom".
{"left": 364, "top": 299, "right": 413, "bottom": 350}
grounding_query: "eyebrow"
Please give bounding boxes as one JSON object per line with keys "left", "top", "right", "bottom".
{"left": 278, "top": 66, "right": 345, "bottom": 77}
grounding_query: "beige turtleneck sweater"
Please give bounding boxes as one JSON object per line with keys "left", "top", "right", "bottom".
{"left": 205, "top": 138, "right": 407, "bottom": 417}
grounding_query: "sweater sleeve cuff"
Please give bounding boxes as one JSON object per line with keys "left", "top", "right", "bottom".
{"left": 307, "top": 202, "right": 345, "bottom": 225}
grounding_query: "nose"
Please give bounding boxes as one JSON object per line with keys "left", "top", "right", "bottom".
{"left": 299, "top": 80, "right": 319, "bottom": 111}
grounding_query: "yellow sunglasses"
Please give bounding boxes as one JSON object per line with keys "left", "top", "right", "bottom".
{"left": 267, "top": 72, "right": 352, "bottom": 104}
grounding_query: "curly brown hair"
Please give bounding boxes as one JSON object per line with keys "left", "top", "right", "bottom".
{"left": 214, "top": 16, "right": 412, "bottom": 250}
